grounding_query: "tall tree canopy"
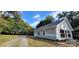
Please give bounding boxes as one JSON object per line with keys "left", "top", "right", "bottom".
{"left": 0, "top": 11, "right": 33, "bottom": 35}
{"left": 36, "top": 15, "right": 54, "bottom": 28}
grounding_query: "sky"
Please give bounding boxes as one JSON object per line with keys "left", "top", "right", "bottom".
{"left": 21, "top": 11, "right": 62, "bottom": 28}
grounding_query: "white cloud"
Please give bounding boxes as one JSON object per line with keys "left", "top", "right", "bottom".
{"left": 31, "top": 14, "right": 42, "bottom": 27}
{"left": 30, "top": 21, "right": 40, "bottom": 28}
{"left": 31, "top": 17, "right": 41, "bottom": 27}
{"left": 33, "top": 14, "right": 40, "bottom": 19}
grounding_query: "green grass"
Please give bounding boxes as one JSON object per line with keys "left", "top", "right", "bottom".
{"left": 0, "top": 35, "right": 16, "bottom": 46}
{"left": 13, "top": 39, "right": 21, "bottom": 47}
{"left": 27, "top": 36, "right": 77, "bottom": 47}
{"left": 27, "top": 36, "right": 57, "bottom": 47}
{"left": 13, "top": 40, "right": 20, "bottom": 47}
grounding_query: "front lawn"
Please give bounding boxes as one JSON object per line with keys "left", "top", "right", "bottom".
{"left": 27, "top": 36, "right": 76, "bottom": 47}
{"left": 0, "top": 35, "right": 16, "bottom": 46}
{"left": 27, "top": 36, "right": 57, "bottom": 47}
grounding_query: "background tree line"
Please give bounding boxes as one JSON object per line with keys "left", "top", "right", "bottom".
{"left": 0, "top": 11, "right": 33, "bottom": 35}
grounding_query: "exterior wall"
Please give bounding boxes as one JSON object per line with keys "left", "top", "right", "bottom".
{"left": 56, "top": 20, "right": 73, "bottom": 40}
{"left": 34, "top": 27, "right": 57, "bottom": 40}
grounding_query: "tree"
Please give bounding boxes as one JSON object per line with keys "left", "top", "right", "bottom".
{"left": 57, "top": 11, "right": 69, "bottom": 20}
{"left": 0, "top": 11, "right": 33, "bottom": 35}
{"left": 36, "top": 15, "right": 54, "bottom": 28}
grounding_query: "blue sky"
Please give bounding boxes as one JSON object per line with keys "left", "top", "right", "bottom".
{"left": 21, "top": 11, "right": 62, "bottom": 28}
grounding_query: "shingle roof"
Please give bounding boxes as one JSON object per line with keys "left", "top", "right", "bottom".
{"left": 51, "top": 20, "right": 63, "bottom": 26}
{"left": 36, "top": 20, "right": 63, "bottom": 30}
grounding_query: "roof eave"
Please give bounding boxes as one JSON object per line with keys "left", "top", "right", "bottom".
{"left": 35, "top": 26, "right": 56, "bottom": 31}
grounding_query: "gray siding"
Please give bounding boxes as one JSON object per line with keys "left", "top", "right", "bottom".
{"left": 34, "top": 27, "right": 57, "bottom": 40}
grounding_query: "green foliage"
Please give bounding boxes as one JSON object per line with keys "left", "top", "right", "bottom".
{"left": 36, "top": 15, "right": 54, "bottom": 28}
{"left": 0, "top": 11, "right": 33, "bottom": 35}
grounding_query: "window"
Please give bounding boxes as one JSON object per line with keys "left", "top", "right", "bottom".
{"left": 68, "top": 31, "right": 71, "bottom": 37}
{"left": 43, "top": 31, "right": 45, "bottom": 35}
{"left": 65, "top": 30, "right": 67, "bottom": 37}
{"left": 60, "top": 29, "right": 65, "bottom": 37}
{"left": 65, "top": 30, "right": 71, "bottom": 38}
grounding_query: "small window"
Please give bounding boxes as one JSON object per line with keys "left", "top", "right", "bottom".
{"left": 68, "top": 31, "right": 71, "bottom": 37}
{"left": 43, "top": 31, "right": 45, "bottom": 35}
{"left": 60, "top": 30, "right": 64, "bottom": 33}
{"left": 60, "top": 29, "right": 65, "bottom": 37}
{"left": 65, "top": 30, "right": 67, "bottom": 37}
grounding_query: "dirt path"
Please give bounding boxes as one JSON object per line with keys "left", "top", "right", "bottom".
{"left": 1, "top": 35, "right": 28, "bottom": 47}
{"left": 18, "top": 35, "right": 28, "bottom": 47}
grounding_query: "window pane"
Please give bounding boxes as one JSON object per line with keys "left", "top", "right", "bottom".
{"left": 61, "top": 34, "right": 65, "bottom": 37}
{"left": 60, "top": 30, "right": 64, "bottom": 33}
{"left": 68, "top": 34, "right": 71, "bottom": 37}
{"left": 43, "top": 31, "right": 45, "bottom": 35}
{"left": 68, "top": 31, "right": 71, "bottom": 37}
{"left": 60, "top": 29, "right": 65, "bottom": 38}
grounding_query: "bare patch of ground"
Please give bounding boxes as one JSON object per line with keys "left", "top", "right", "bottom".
{"left": 76, "top": 40, "right": 79, "bottom": 47}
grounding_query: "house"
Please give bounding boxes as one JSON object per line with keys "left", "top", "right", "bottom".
{"left": 34, "top": 18, "right": 74, "bottom": 40}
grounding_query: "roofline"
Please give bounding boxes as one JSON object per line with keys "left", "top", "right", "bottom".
{"left": 35, "top": 19, "right": 73, "bottom": 31}
{"left": 56, "top": 20, "right": 64, "bottom": 26}
{"left": 35, "top": 20, "right": 64, "bottom": 30}
{"left": 35, "top": 26, "right": 56, "bottom": 31}
{"left": 65, "top": 19, "right": 74, "bottom": 31}
{"left": 57, "top": 19, "right": 74, "bottom": 31}
{"left": 36, "top": 23, "right": 56, "bottom": 29}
